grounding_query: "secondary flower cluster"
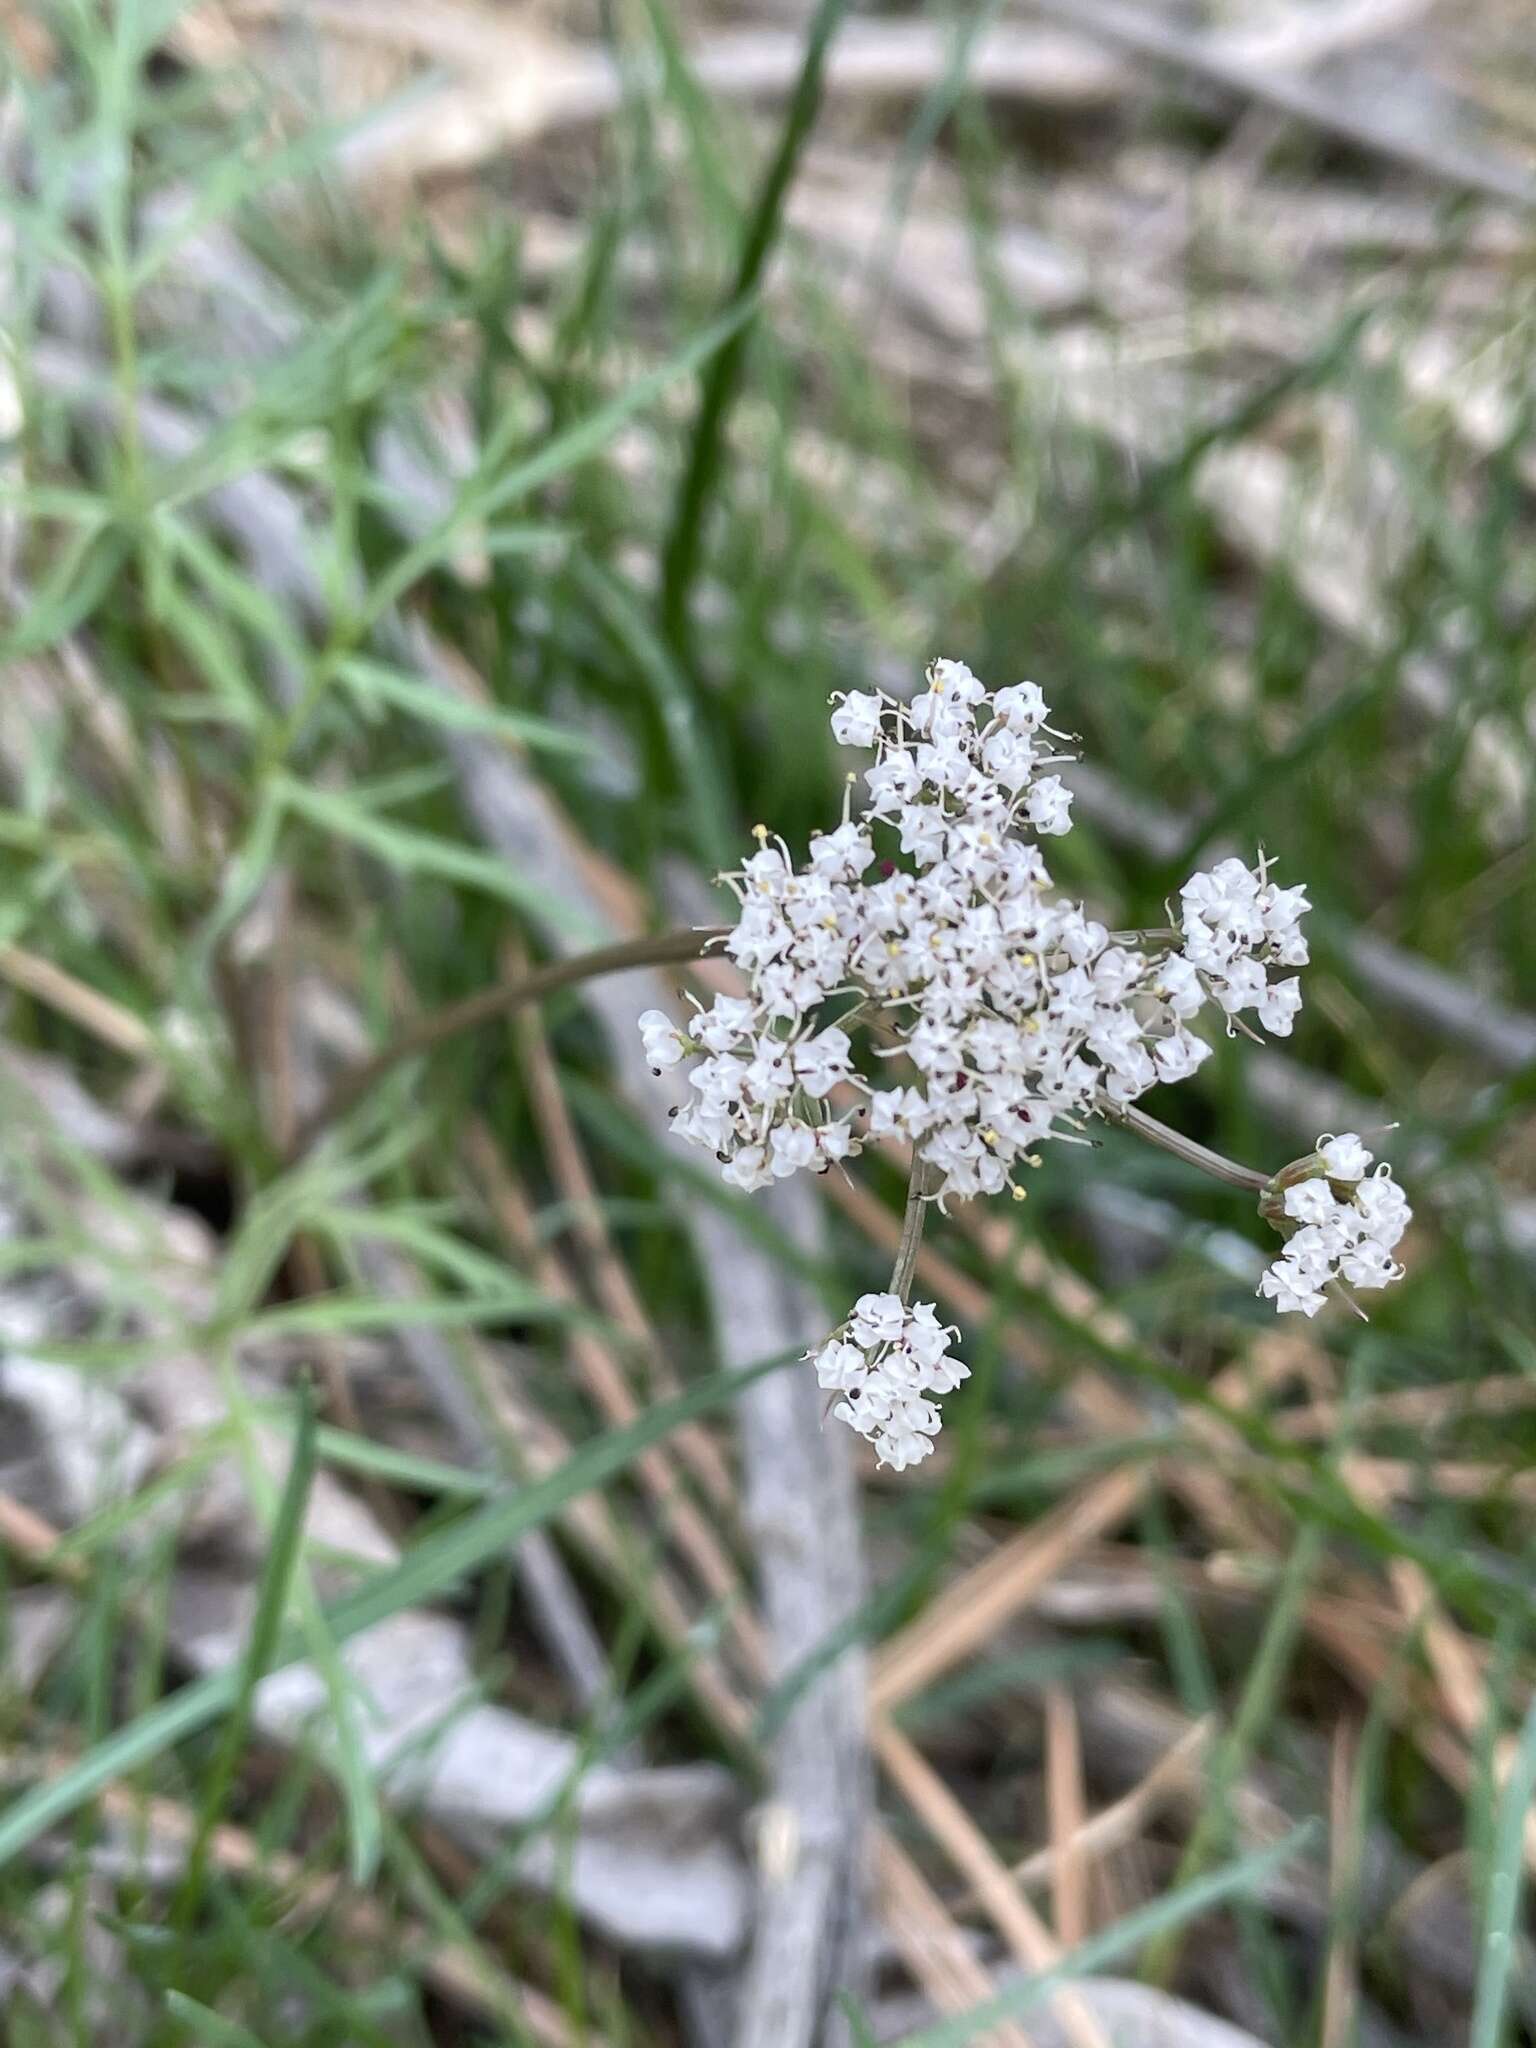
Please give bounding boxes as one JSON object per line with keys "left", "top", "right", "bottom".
{"left": 1259, "top": 1133, "right": 1411, "bottom": 1316}
{"left": 812, "top": 1294, "right": 968, "bottom": 1471}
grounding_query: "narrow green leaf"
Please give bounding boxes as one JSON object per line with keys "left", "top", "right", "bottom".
{"left": 366, "top": 297, "right": 757, "bottom": 620}
{"left": 270, "top": 773, "right": 599, "bottom": 933}
{"left": 0, "top": 1350, "right": 792, "bottom": 1871}
{"left": 570, "top": 550, "right": 735, "bottom": 871}
{"left": 163, "top": 1990, "right": 270, "bottom": 2048}
{"left": 173, "top": 1381, "right": 320, "bottom": 1929}
{"left": 890, "top": 1824, "right": 1319, "bottom": 2047}
{"left": 658, "top": 0, "right": 850, "bottom": 654}
{"left": 1470, "top": 1695, "right": 1536, "bottom": 2048}
{"left": 240, "top": 1286, "right": 565, "bottom": 1342}
{"left": 334, "top": 655, "right": 589, "bottom": 758}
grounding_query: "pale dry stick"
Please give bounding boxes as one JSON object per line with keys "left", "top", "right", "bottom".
{"left": 461, "top": 1121, "right": 773, "bottom": 1690}
{"left": 0, "top": 1493, "right": 81, "bottom": 1579}
{"left": 1208, "top": 0, "right": 1433, "bottom": 75}
{"left": 419, "top": 726, "right": 974, "bottom": 2041}
{"left": 1321, "top": 1717, "right": 1363, "bottom": 2048}
{"left": 0, "top": 1752, "right": 600, "bottom": 2048}
{"left": 350, "top": 1239, "right": 616, "bottom": 1717}
{"left": 1346, "top": 1456, "right": 1536, "bottom": 1508}
{"left": 1043, "top": 1685, "right": 1090, "bottom": 1948}
{"left": 874, "top": 1832, "right": 1037, "bottom": 2048}
{"left": 0, "top": 944, "right": 154, "bottom": 1059}
{"left": 874, "top": 1718, "right": 1113, "bottom": 2048}
{"left": 492, "top": 1387, "right": 755, "bottom": 1744}
{"left": 210, "top": 9, "right": 1123, "bottom": 192}
{"left": 507, "top": 943, "right": 739, "bottom": 1519}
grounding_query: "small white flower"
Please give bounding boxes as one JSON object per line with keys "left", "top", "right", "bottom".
{"left": 793, "top": 1025, "right": 852, "bottom": 1098}
{"left": 1354, "top": 1169, "right": 1411, "bottom": 1251}
{"left": 695, "top": 994, "right": 757, "bottom": 1053}
{"left": 720, "top": 1143, "right": 772, "bottom": 1192}
{"left": 1259, "top": 1258, "right": 1328, "bottom": 1317}
{"left": 638, "top": 1008, "right": 690, "bottom": 1069}
{"left": 1257, "top": 976, "right": 1303, "bottom": 1036}
{"left": 1319, "top": 1132, "right": 1373, "bottom": 1182}
{"left": 1282, "top": 1178, "right": 1339, "bottom": 1226}
{"left": 769, "top": 1123, "right": 818, "bottom": 1177}
{"left": 1023, "top": 775, "right": 1073, "bottom": 835}
{"left": 1340, "top": 1239, "right": 1402, "bottom": 1290}
{"left": 830, "top": 691, "right": 884, "bottom": 748}
{"left": 850, "top": 1291, "right": 908, "bottom": 1348}
{"left": 813, "top": 1339, "right": 866, "bottom": 1392}
{"left": 992, "top": 680, "right": 1048, "bottom": 732}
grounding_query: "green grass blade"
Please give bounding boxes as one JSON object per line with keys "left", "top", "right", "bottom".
{"left": 889, "top": 1823, "right": 1319, "bottom": 2047}
{"left": 172, "top": 1379, "right": 319, "bottom": 1930}
{"left": 1470, "top": 1695, "right": 1536, "bottom": 2048}
{"left": 0, "top": 1350, "right": 792, "bottom": 1871}
{"left": 163, "top": 1990, "right": 270, "bottom": 2048}
{"left": 365, "top": 298, "right": 757, "bottom": 622}
{"left": 657, "top": 0, "right": 850, "bottom": 656}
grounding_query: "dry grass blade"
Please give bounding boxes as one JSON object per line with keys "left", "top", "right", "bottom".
{"left": 0, "top": 945, "right": 153, "bottom": 1058}
{"left": 1321, "top": 1717, "right": 1363, "bottom": 2048}
{"left": 1043, "top": 1685, "right": 1090, "bottom": 1948}
{"left": 875, "top": 1831, "right": 1037, "bottom": 2048}
{"left": 1012, "top": 1716, "right": 1215, "bottom": 1893}
{"left": 460, "top": 1121, "right": 772, "bottom": 1688}
{"left": 872, "top": 1471, "right": 1147, "bottom": 1715}
{"left": 508, "top": 942, "right": 739, "bottom": 1519}
{"left": 873, "top": 1718, "right": 1112, "bottom": 2048}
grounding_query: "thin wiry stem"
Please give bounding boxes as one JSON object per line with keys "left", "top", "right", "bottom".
{"left": 889, "top": 1159, "right": 942, "bottom": 1302}
{"left": 288, "top": 926, "right": 727, "bottom": 1164}
{"left": 1098, "top": 1095, "right": 1270, "bottom": 1195}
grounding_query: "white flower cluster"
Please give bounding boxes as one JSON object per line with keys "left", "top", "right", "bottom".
{"left": 1259, "top": 1133, "right": 1412, "bottom": 1316}
{"left": 641, "top": 659, "right": 1307, "bottom": 1210}
{"left": 637, "top": 657, "right": 1409, "bottom": 1461}
{"left": 1178, "top": 855, "right": 1308, "bottom": 1035}
{"left": 813, "top": 1293, "right": 968, "bottom": 1470}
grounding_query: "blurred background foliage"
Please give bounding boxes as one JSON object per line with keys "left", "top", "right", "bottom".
{"left": 1, "top": 2, "right": 1535, "bottom": 2045}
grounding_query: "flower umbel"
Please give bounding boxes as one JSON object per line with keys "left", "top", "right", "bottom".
{"left": 814, "top": 1296, "right": 968, "bottom": 1471}
{"left": 639, "top": 658, "right": 1410, "bottom": 1458}
{"left": 1259, "top": 1134, "right": 1411, "bottom": 1318}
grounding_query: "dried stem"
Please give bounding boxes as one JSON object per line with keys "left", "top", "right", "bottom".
{"left": 287, "top": 926, "right": 727, "bottom": 1163}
